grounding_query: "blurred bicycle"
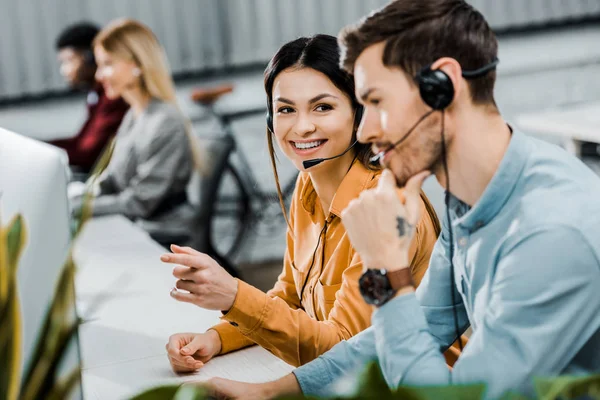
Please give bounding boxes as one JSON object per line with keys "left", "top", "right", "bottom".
{"left": 190, "top": 84, "right": 297, "bottom": 266}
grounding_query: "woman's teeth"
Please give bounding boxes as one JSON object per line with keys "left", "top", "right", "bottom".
{"left": 293, "top": 140, "right": 324, "bottom": 149}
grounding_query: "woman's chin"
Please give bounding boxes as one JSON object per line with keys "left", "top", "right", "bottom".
{"left": 103, "top": 86, "right": 120, "bottom": 100}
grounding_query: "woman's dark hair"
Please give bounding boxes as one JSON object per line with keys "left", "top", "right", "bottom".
{"left": 264, "top": 34, "right": 377, "bottom": 226}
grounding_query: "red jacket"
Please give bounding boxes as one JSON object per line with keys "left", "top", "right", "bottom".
{"left": 50, "top": 85, "right": 128, "bottom": 172}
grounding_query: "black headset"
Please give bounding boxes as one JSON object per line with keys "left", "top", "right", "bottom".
{"left": 416, "top": 57, "right": 499, "bottom": 110}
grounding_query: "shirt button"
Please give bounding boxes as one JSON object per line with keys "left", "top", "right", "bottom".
{"left": 229, "top": 321, "right": 238, "bottom": 327}
{"left": 458, "top": 237, "right": 468, "bottom": 246}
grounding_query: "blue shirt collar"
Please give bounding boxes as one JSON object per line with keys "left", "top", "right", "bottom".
{"left": 452, "top": 129, "right": 529, "bottom": 232}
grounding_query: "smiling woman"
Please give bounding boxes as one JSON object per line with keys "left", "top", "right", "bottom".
{"left": 164, "top": 34, "right": 447, "bottom": 372}
{"left": 272, "top": 75, "right": 354, "bottom": 166}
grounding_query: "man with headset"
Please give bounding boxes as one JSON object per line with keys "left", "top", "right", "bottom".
{"left": 50, "top": 22, "right": 128, "bottom": 175}
{"left": 202, "top": 0, "right": 600, "bottom": 399}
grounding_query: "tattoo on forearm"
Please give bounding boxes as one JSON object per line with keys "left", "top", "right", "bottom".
{"left": 396, "top": 216, "right": 413, "bottom": 237}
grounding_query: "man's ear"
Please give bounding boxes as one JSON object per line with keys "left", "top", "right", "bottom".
{"left": 430, "top": 57, "right": 463, "bottom": 104}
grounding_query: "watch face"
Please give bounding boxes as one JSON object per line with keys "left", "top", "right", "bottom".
{"left": 359, "top": 269, "right": 395, "bottom": 306}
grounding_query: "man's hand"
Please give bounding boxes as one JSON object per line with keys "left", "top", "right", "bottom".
{"left": 161, "top": 245, "right": 238, "bottom": 311}
{"left": 199, "top": 378, "right": 268, "bottom": 400}
{"left": 166, "top": 331, "right": 222, "bottom": 373}
{"left": 341, "top": 169, "right": 430, "bottom": 271}
{"left": 192, "top": 373, "right": 301, "bottom": 399}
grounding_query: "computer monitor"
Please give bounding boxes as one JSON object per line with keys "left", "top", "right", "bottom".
{"left": 0, "top": 127, "right": 82, "bottom": 399}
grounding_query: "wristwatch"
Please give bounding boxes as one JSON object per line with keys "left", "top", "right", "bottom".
{"left": 359, "top": 268, "right": 413, "bottom": 306}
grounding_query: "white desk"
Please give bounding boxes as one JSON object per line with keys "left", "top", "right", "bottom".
{"left": 74, "top": 216, "right": 294, "bottom": 400}
{"left": 515, "top": 101, "right": 600, "bottom": 156}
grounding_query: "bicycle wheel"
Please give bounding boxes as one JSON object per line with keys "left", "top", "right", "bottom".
{"left": 210, "top": 162, "right": 252, "bottom": 260}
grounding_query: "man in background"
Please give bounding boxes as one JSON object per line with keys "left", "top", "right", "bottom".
{"left": 50, "top": 22, "right": 128, "bottom": 175}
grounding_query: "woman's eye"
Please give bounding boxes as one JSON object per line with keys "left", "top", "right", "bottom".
{"left": 369, "top": 98, "right": 380, "bottom": 106}
{"left": 315, "top": 104, "right": 333, "bottom": 112}
{"left": 277, "top": 107, "right": 294, "bottom": 114}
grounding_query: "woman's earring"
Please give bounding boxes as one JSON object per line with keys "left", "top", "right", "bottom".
{"left": 132, "top": 67, "right": 141, "bottom": 77}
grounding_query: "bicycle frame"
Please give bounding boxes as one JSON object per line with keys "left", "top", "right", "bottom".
{"left": 203, "top": 104, "right": 297, "bottom": 206}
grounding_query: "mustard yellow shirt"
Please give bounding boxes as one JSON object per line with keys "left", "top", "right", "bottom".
{"left": 212, "top": 160, "right": 441, "bottom": 367}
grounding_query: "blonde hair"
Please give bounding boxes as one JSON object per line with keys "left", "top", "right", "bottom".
{"left": 94, "top": 18, "right": 205, "bottom": 172}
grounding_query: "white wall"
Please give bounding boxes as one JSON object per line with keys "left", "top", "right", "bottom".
{"left": 1, "top": 0, "right": 599, "bottom": 100}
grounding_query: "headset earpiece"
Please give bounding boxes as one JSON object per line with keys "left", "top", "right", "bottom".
{"left": 266, "top": 110, "right": 274, "bottom": 133}
{"left": 416, "top": 67, "right": 455, "bottom": 111}
{"left": 416, "top": 58, "right": 499, "bottom": 111}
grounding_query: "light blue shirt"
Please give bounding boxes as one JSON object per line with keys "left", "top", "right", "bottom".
{"left": 294, "top": 131, "right": 600, "bottom": 399}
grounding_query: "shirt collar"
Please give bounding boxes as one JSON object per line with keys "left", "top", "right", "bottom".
{"left": 453, "top": 129, "right": 529, "bottom": 231}
{"left": 300, "top": 160, "right": 377, "bottom": 218}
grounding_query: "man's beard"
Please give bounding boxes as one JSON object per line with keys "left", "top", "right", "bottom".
{"left": 391, "top": 135, "right": 444, "bottom": 187}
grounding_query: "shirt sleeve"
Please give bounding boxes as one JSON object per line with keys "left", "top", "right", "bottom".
{"left": 49, "top": 96, "right": 127, "bottom": 171}
{"left": 212, "top": 186, "right": 301, "bottom": 355}
{"left": 212, "top": 226, "right": 300, "bottom": 355}
{"left": 293, "top": 327, "right": 378, "bottom": 396}
{"left": 373, "top": 226, "right": 600, "bottom": 399}
{"left": 215, "top": 194, "right": 437, "bottom": 367}
{"left": 217, "top": 251, "right": 371, "bottom": 367}
{"left": 91, "top": 116, "right": 191, "bottom": 218}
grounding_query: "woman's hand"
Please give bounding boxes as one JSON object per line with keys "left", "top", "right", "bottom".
{"left": 166, "top": 330, "right": 222, "bottom": 373}
{"left": 161, "top": 245, "right": 238, "bottom": 311}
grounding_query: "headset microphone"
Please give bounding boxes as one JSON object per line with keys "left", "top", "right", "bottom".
{"left": 369, "top": 110, "right": 435, "bottom": 167}
{"left": 302, "top": 140, "right": 358, "bottom": 169}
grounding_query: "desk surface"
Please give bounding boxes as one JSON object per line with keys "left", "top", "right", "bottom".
{"left": 516, "top": 101, "right": 600, "bottom": 143}
{"left": 74, "top": 216, "right": 293, "bottom": 400}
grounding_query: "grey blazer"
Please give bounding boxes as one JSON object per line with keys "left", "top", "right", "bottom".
{"left": 93, "top": 99, "right": 194, "bottom": 237}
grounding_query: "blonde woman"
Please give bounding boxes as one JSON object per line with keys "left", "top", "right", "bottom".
{"left": 79, "top": 19, "right": 200, "bottom": 242}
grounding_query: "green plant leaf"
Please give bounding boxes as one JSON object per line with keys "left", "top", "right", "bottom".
{"left": 173, "top": 385, "right": 209, "bottom": 400}
{"left": 0, "top": 212, "right": 26, "bottom": 400}
{"left": 395, "top": 383, "right": 486, "bottom": 400}
{"left": 497, "top": 390, "right": 532, "bottom": 400}
{"left": 20, "top": 254, "right": 78, "bottom": 400}
{"left": 356, "top": 361, "right": 393, "bottom": 399}
{"left": 0, "top": 283, "right": 23, "bottom": 400}
{"left": 0, "top": 213, "right": 26, "bottom": 307}
{"left": 275, "top": 395, "right": 322, "bottom": 400}
{"left": 73, "top": 136, "right": 114, "bottom": 236}
{"left": 45, "top": 367, "right": 81, "bottom": 400}
{"left": 350, "top": 362, "right": 486, "bottom": 400}
{"left": 535, "top": 374, "right": 600, "bottom": 400}
{"left": 6, "top": 214, "right": 25, "bottom": 277}
{"left": 128, "top": 385, "right": 181, "bottom": 400}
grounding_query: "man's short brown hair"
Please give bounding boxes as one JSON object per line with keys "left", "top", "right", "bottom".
{"left": 340, "top": 0, "right": 498, "bottom": 105}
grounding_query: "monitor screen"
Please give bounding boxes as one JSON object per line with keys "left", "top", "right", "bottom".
{"left": 0, "top": 128, "right": 82, "bottom": 399}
